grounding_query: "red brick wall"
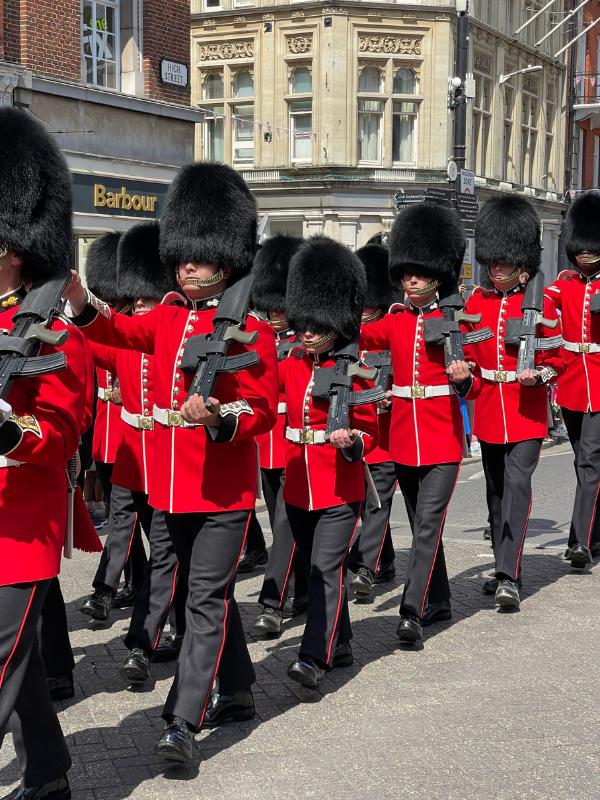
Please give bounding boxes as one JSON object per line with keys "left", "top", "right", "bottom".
{"left": 143, "top": 0, "right": 190, "bottom": 104}
{"left": 3, "top": 0, "right": 21, "bottom": 64}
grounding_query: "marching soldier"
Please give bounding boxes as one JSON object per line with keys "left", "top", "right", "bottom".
{"left": 65, "top": 162, "right": 278, "bottom": 763}
{"left": 466, "top": 195, "right": 562, "bottom": 608}
{"left": 350, "top": 244, "right": 398, "bottom": 600}
{"left": 546, "top": 191, "right": 600, "bottom": 569}
{"left": 360, "top": 203, "right": 476, "bottom": 646}
{"left": 0, "top": 108, "right": 94, "bottom": 800}
{"left": 281, "top": 236, "right": 379, "bottom": 689}
{"left": 252, "top": 234, "right": 310, "bottom": 636}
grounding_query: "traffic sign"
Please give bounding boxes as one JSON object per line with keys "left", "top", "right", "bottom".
{"left": 393, "top": 189, "right": 426, "bottom": 208}
{"left": 425, "top": 187, "right": 452, "bottom": 206}
{"left": 459, "top": 169, "right": 475, "bottom": 195}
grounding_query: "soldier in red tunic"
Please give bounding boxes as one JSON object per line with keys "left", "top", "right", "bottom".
{"left": 360, "top": 203, "right": 476, "bottom": 647}
{"left": 546, "top": 191, "right": 600, "bottom": 568}
{"left": 251, "top": 235, "right": 310, "bottom": 636}
{"left": 0, "top": 109, "right": 96, "bottom": 800}
{"left": 465, "top": 195, "right": 563, "bottom": 608}
{"left": 281, "top": 236, "right": 379, "bottom": 690}
{"left": 65, "top": 163, "right": 278, "bottom": 763}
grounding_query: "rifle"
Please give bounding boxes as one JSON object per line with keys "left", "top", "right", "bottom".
{"left": 424, "top": 289, "right": 493, "bottom": 366}
{"left": 180, "top": 272, "right": 260, "bottom": 402}
{"left": 311, "top": 338, "right": 386, "bottom": 437}
{"left": 0, "top": 269, "right": 71, "bottom": 401}
{"left": 504, "top": 271, "right": 562, "bottom": 373}
{"left": 363, "top": 350, "right": 393, "bottom": 393}
{"left": 276, "top": 336, "right": 296, "bottom": 362}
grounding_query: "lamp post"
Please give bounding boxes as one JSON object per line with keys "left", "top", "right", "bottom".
{"left": 498, "top": 64, "right": 543, "bottom": 85}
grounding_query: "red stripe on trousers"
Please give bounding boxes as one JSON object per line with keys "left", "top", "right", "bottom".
{"left": 278, "top": 543, "right": 297, "bottom": 609}
{"left": 0, "top": 584, "right": 38, "bottom": 690}
{"left": 325, "top": 508, "right": 362, "bottom": 666}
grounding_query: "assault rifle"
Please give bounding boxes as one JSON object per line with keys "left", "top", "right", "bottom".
{"left": 311, "top": 338, "right": 386, "bottom": 437}
{"left": 180, "top": 271, "right": 259, "bottom": 402}
{"left": 0, "top": 269, "right": 71, "bottom": 401}
{"left": 504, "top": 271, "right": 562, "bottom": 374}
{"left": 276, "top": 336, "right": 296, "bottom": 362}
{"left": 424, "top": 289, "right": 493, "bottom": 365}
{"left": 363, "top": 350, "right": 393, "bottom": 394}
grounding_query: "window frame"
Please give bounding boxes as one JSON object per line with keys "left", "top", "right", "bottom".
{"left": 82, "top": 0, "right": 121, "bottom": 91}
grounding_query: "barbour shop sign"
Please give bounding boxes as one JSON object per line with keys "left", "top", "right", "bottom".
{"left": 72, "top": 173, "right": 169, "bottom": 219}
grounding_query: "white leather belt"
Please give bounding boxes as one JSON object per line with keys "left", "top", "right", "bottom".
{"left": 480, "top": 368, "right": 517, "bottom": 383}
{"left": 285, "top": 427, "right": 328, "bottom": 445}
{"left": 563, "top": 340, "right": 600, "bottom": 354}
{"left": 153, "top": 405, "right": 197, "bottom": 428}
{"left": 392, "top": 383, "right": 455, "bottom": 399}
{"left": 121, "top": 407, "right": 154, "bottom": 431}
{"left": 277, "top": 402, "right": 287, "bottom": 414}
{"left": 0, "top": 456, "right": 22, "bottom": 468}
{"left": 97, "top": 387, "right": 112, "bottom": 401}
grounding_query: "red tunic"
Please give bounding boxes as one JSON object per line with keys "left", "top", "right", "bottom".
{"left": 256, "top": 333, "right": 294, "bottom": 471}
{"left": 360, "top": 303, "right": 477, "bottom": 467}
{"left": 75, "top": 299, "right": 278, "bottom": 514}
{"left": 0, "top": 301, "right": 94, "bottom": 585}
{"left": 279, "top": 350, "right": 378, "bottom": 511}
{"left": 360, "top": 324, "right": 392, "bottom": 466}
{"left": 92, "top": 367, "right": 123, "bottom": 464}
{"left": 546, "top": 272, "right": 600, "bottom": 412}
{"left": 464, "top": 286, "right": 563, "bottom": 444}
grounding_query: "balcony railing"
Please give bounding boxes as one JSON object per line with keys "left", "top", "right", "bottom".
{"left": 574, "top": 73, "right": 600, "bottom": 105}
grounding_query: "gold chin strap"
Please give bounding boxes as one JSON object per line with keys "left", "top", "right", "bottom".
{"left": 0, "top": 244, "right": 8, "bottom": 259}
{"left": 403, "top": 278, "right": 440, "bottom": 297}
{"left": 491, "top": 267, "right": 521, "bottom": 285}
{"left": 576, "top": 253, "right": 600, "bottom": 267}
{"left": 177, "top": 269, "right": 225, "bottom": 289}
{"left": 361, "top": 309, "right": 384, "bottom": 324}
{"left": 270, "top": 317, "right": 289, "bottom": 332}
{"left": 304, "top": 331, "right": 336, "bottom": 352}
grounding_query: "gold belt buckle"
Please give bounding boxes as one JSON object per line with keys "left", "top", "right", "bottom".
{"left": 139, "top": 416, "right": 153, "bottom": 431}
{"left": 104, "top": 389, "right": 113, "bottom": 402}
{"left": 411, "top": 384, "right": 425, "bottom": 399}
{"left": 579, "top": 343, "right": 590, "bottom": 354}
{"left": 300, "top": 429, "right": 314, "bottom": 444}
{"left": 494, "top": 370, "right": 507, "bottom": 382}
{"left": 167, "top": 410, "right": 182, "bottom": 427}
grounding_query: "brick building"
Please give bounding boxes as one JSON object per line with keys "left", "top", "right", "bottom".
{"left": 0, "top": 0, "right": 198, "bottom": 270}
{"left": 572, "top": 0, "right": 600, "bottom": 190}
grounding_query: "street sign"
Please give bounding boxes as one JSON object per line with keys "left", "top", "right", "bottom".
{"left": 160, "top": 59, "right": 189, "bottom": 88}
{"left": 425, "top": 187, "right": 452, "bottom": 206}
{"left": 455, "top": 193, "right": 478, "bottom": 207}
{"left": 459, "top": 169, "right": 475, "bottom": 195}
{"left": 394, "top": 189, "right": 426, "bottom": 208}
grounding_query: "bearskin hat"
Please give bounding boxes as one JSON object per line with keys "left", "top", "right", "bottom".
{"left": 159, "top": 162, "right": 257, "bottom": 276}
{"left": 475, "top": 195, "right": 541, "bottom": 285}
{"left": 287, "top": 236, "right": 366, "bottom": 342}
{"left": 389, "top": 203, "right": 465, "bottom": 290}
{"left": 564, "top": 191, "right": 600, "bottom": 266}
{"left": 117, "top": 221, "right": 173, "bottom": 300}
{"left": 85, "top": 232, "right": 121, "bottom": 304}
{"left": 0, "top": 108, "right": 72, "bottom": 281}
{"left": 356, "top": 244, "right": 397, "bottom": 310}
{"left": 252, "top": 234, "right": 303, "bottom": 313}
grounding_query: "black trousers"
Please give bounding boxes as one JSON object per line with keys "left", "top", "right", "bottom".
{"left": 480, "top": 439, "right": 542, "bottom": 581}
{"left": 350, "top": 460, "right": 397, "bottom": 573}
{"left": 286, "top": 502, "right": 360, "bottom": 667}
{"left": 244, "top": 509, "right": 267, "bottom": 554}
{"left": 258, "top": 468, "right": 309, "bottom": 609}
{"left": 95, "top": 460, "right": 113, "bottom": 520}
{"left": 92, "top": 484, "right": 147, "bottom": 593}
{"left": 395, "top": 463, "right": 459, "bottom": 620}
{"left": 562, "top": 409, "right": 600, "bottom": 549}
{"left": 0, "top": 581, "right": 71, "bottom": 787}
{"left": 40, "top": 578, "right": 74, "bottom": 679}
{"left": 124, "top": 494, "right": 184, "bottom": 652}
{"left": 162, "top": 511, "right": 255, "bottom": 731}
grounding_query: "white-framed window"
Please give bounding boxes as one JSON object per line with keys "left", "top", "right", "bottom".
{"left": 290, "top": 66, "right": 312, "bottom": 94}
{"left": 472, "top": 71, "right": 493, "bottom": 176}
{"left": 205, "top": 0, "right": 222, "bottom": 8}
{"left": 544, "top": 84, "right": 556, "bottom": 190}
{"left": 203, "top": 71, "right": 224, "bottom": 100}
{"left": 233, "top": 69, "right": 254, "bottom": 98}
{"left": 232, "top": 104, "right": 254, "bottom": 163}
{"left": 521, "top": 79, "right": 539, "bottom": 186}
{"left": 358, "top": 99, "right": 384, "bottom": 162}
{"left": 82, "top": 0, "right": 120, "bottom": 90}
{"left": 502, "top": 80, "right": 515, "bottom": 182}
{"left": 203, "top": 105, "right": 225, "bottom": 162}
{"left": 289, "top": 100, "right": 312, "bottom": 162}
{"left": 358, "top": 65, "right": 384, "bottom": 94}
{"left": 392, "top": 67, "right": 419, "bottom": 164}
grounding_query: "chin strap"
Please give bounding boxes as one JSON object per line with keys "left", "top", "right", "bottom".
{"left": 177, "top": 269, "right": 225, "bottom": 289}
{"left": 491, "top": 267, "right": 521, "bottom": 286}
{"left": 403, "top": 278, "right": 440, "bottom": 298}
{"left": 303, "top": 331, "right": 336, "bottom": 352}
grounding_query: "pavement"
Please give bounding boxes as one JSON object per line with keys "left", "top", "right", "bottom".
{"left": 2, "top": 440, "right": 600, "bottom": 800}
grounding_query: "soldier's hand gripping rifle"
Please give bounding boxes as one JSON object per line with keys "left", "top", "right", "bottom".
{"left": 179, "top": 272, "right": 260, "bottom": 403}
{"left": 504, "top": 270, "right": 562, "bottom": 374}
{"left": 0, "top": 269, "right": 71, "bottom": 402}
{"left": 363, "top": 350, "right": 393, "bottom": 395}
{"left": 423, "top": 288, "right": 493, "bottom": 365}
{"left": 311, "top": 338, "right": 386, "bottom": 438}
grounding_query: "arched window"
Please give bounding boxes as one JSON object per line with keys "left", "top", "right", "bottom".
{"left": 233, "top": 70, "right": 254, "bottom": 97}
{"left": 393, "top": 68, "right": 416, "bottom": 94}
{"left": 203, "top": 72, "right": 224, "bottom": 100}
{"left": 290, "top": 66, "right": 312, "bottom": 94}
{"left": 358, "top": 65, "right": 383, "bottom": 93}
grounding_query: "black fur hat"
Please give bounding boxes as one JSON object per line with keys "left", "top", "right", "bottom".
{"left": 252, "top": 234, "right": 303, "bottom": 313}
{"left": 389, "top": 203, "right": 466, "bottom": 290}
{"left": 475, "top": 195, "right": 541, "bottom": 283}
{"left": 117, "top": 221, "right": 173, "bottom": 300}
{"left": 160, "top": 162, "right": 257, "bottom": 276}
{"left": 0, "top": 108, "right": 72, "bottom": 280}
{"left": 564, "top": 191, "right": 600, "bottom": 266}
{"left": 356, "top": 244, "right": 396, "bottom": 310}
{"left": 86, "top": 232, "right": 121, "bottom": 304}
{"left": 287, "top": 236, "right": 366, "bottom": 341}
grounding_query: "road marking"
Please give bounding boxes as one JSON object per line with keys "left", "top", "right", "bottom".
{"left": 468, "top": 469, "right": 485, "bottom": 481}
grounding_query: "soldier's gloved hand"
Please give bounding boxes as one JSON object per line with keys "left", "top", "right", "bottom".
{"left": 517, "top": 369, "right": 538, "bottom": 387}
{"left": 62, "top": 269, "right": 87, "bottom": 315}
{"left": 180, "top": 394, "right": 221, "bottom": 426}
{"left": 110, "top": 386, "right": 122, "bottom": 405}
{"left": 447, "top": 359, "right": 471, "bottom": 386}
{"left": 0, "top": 399, "right": 13, "bottom": 427}
{"left": 329, "top": 428, "right": 357, "bottom": 449}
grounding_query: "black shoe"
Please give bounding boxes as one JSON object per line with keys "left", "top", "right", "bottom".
{"left": 111, "top": 583, "right": 137, "bottom": 609}
{"left": 351, "top": 567, "right": 374, "bottom": 598}
{"left": 421, "top": 600, "right": 452, "bottom": 627}
{"left": 592, "top": 542, "right": 600, "bottom": 558}
{"left": 47, "top": 674, "right": 74, "bottom": 701}
{"left": 564, "top": 544, "right": 575, "bottom": 559}
{"left": 569, "top": 543, "right": 593, "bottom": 569}
{"left": 495, "top": 579, "right": 520, "bottom": 610}
{"left": 374, "top": 562, "right": 396, "bottom": 583}
{"left": 79, "top": 587, "right": 112, "bottom": 621}
{"left": 203, "top": 690, "right": 255, "bottom": 728}
{"left": 287, "top": 658, "right": 326, "bottom": 689}
{"left": 482, "top": 577, "right": 499, "bottom": 595}
{"left": 237, "top": 549, "right": 268, "bottom": 574}
{"left": 483, "top": 526, "right": 492, "bottom": 541}
{"left": 281, "top": 595, "right": 309, "bottom": 617}
{"left": 152, "top": 633, "right": 183, "bottom": 663}
{"left": 254, "top": 607, "right": 283, "bottom": 636}
{"left": 121, "top": 648, "right": 150, "bottom": 683}
{"left": 332, "top": 642, "right": 353, "bottom": 668}
{"left": 396, "top": 615, "right": 422, "bottom": 645}
{"left": 4, "top": 776, "right": 71, "bottom": 799}
{"left": 155, "top": 716, "right": 194, "bottom": 763}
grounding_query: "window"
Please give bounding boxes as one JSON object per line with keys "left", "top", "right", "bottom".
{"left": 393, "top": 67, "right": 415, "bottom": 94}
{"left": 544, "top": 85, "right": 556, "bottom": 189}
{"left": 358, "top": 65, "right": 383, "bottom": 93}
{"left": 472, "top": 71, "right": 493, "bottom": 176}
{"left": 232, "top": 104, "right": 254, "bottom": 163}
{"left": 358, "top": 99, "right": 384, "bottom": 162}
{"left": 83, "top": 0, "right": 120, "bottom": 90}
{"left": 392, "top": 102, "right": 418, "bottom": 163}
{"left": 203, "top": 106, "right": 224, "bottom": 162}
{"left": 290, "top": 67, "right": 312, "bottom": 94}
{"left": 203, "top": 72, "right": 224, "bottom": 100}
{"left": 233, "top": 70, "right": 254, "bottom": 98}
{"left": 289, "top": 100, "right": 312, "bottom": 162}
{"left": 521, "top": 79, "right": 539, "bottom": 186}
{"left": 205, "top": 0, "right": 221, "bottom": 7}
{"left": 502, "top": 81, "right": 515, "bottom": 182}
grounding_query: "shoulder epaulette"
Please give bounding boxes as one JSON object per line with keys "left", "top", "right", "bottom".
{"left": 388, "top": 302, "right": 405, "bottom": 314}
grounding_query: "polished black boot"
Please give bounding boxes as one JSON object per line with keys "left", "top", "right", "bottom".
{"left": 47, "top": 674, "right": 75, "bottom": 701}
{"left": 111, "top": 583, "right": 137, "bottom": 609}
{"left": 421, "top": 599, "right": 452, "bottom": 627}
{"left": 569, "top": 543, "right": 593, "bottom": 569}
{"left": 203, "top": 690, "right": 255, "bottom": 728}
{"left": 350, "top": 567, "right": 374, "bottom": 598}
{"left": 156, "top": 716, "right": 194, "bottom": 763}
{"left": 397, "top": 614, "right": 422, "bottom": 645}
{"left": 152, "top": 633, "right": 183, "bottom": 663}
{"left": 253, "top": 607, "right": 283, "bottom": 636}
{"left": 281, "top": 595, "right": 309, "bottom": 617}
{"left": 287, "top": 657, "right": 326, "bottom": 689}
{"left": 80, "top": 586, "right": 112, "bottom": 621}
{"left": 495, "top": 579, "right": 520, "bottom": 610}
{"left": 374, "top": 561, "right": 396, "bottom": 583}
{"left": 121, "top": 647, "right": 150, "bottom": 683}
{"left": 4, "top": 776, "right": 71, "bottom": 799}
{"left": 237, "top": 548, "right": 268, "bottom": 574}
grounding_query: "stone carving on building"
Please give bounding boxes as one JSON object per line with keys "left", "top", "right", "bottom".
{"left": 287, "top": 35, "right": 313, "bottom": 54}
{"left": 523, "top": 75, "right": 539, "bottom": 94}
{"left": 291, "top": 10, "right": 305, "bottom": 19}
{"left": 262, "top": 13, "right": 274, "bottom": 20}
{"left": 198, "top": 40, "right": 254, "bottom": 61}
{"left": 358, "top": 35, "right": 422, "bottom": 56}
{"left": 474, "top": 51, "right": 492, "bottom": 74}
{"left": 322, "top": 6, "right": 348, "bottom": 14}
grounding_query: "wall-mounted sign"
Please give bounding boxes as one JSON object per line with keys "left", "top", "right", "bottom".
{"left": 72, "top": 173, "right": 169, "bottom": 218}
{"left": 160, "top": 59, "right": 189, "bottom": 88}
